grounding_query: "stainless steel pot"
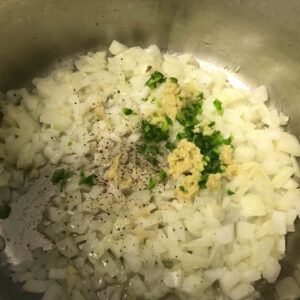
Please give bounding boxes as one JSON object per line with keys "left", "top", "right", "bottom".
{"left": 1, "top": 0, "right": 300, "bottom": 299}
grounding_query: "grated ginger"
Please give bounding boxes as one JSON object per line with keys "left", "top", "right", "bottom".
{"left": 193, "top": 119, "right": 214, "bottom": 136}
{"left": 206, "top": 173, "right": 222, "bottom": 190}
{"left": 168, "top": 139, "right": 204, "bottom": 200}
{"left": 168, "top": 139, "right": 204, "bottom": 179}
{"left": 220, "top": 145, "right": 234, "bottom": 165}
{"left": 161, "top": 79, "right": 183, "bottom": 119}
{"left": 176, "top": 172, "right": 201, "bottom": 200}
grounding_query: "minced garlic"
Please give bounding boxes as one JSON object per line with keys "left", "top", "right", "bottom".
{"left": 206, "top": 173, "right": 222, "bottom": 190}
{"left": 176, "top": 172, "right": 201, "bottom": 200}
{"left": 225, "top": 163, "right": 238, "bottom": 180}
{"left": 220, "top": 145, "right": 234, "bottom": 165}
{"left": 168, "top": 139, "right": 204, "bottom": 179}
{"left": 161, "top": 79, "right": 183, "bottom": 119}
{"left": 168, "top": 139, "right": 204, "bottom": 200}
{"left": 193, "top": 119, "right": 214, "bottom": 136}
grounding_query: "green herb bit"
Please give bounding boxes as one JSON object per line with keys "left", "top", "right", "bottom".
{"left": 0, "top": 203, "right": 11, "bottom": 219}
{"left": 122, "top": 107, "right": 136, "bottom": 115}
{"left": 141, "top": 120, "right": 169, "bottom": 142}
{"left": 227, "top": 189, "right": 235, "bottom": 195}
{"left": 159, "top": 169, "right": 167, "bottom": 182}
{"left": 176, "top": 127, "right": 194, "bottom": 141}
{"left": 198, "top": 173, "right": 209, "bottom": 189}
{"left": 194, "top": 92, "right": 204, "bottom": 101}
{"left": 161, "top": 121, "right": 169, "bottom": 134}
{"left": 51, "top": 168, "right": 72, "bottom": 186}
{"left": 145, "top": 71, "right": 166, "bottom": 89}
{"left": 137, "top": 144, "right": 160, "bottom": 165}
{"left": 213, "top": 99, "right": 223, "bottom": 115}
{"left": 204, "top": 156, "right": 211, "bottom": 162}
{"left": 165, "top": 141, "right": 176, "bottom": 151}
{"left": 176, "top": 100, "right": 203, "bottom": 127}
{"left": 170, "top": 77, "right": 178, "bottom": 84}
{"left": 193, "top": 130, "right": 226, "bottom": 183}
{"left": 223, "top": 136, "right": 233, "bottom": 146}
{"left": 179, "top": 185, "right": 187, "bottom": 192}
{"left": 176, "top": 132, "right": 185, "bottom": 141}
{"left": 209, "top": 121, "right": 216, "bottom": 128}
{"left": 203, "top": 153, "right": 223, "bottom": 174}
{"left": 147, "top": 177, "right": 157, "bottom": 190}
{"left": 165, "top": 114, "right": 173, "bottom": 125}
{"left": 79, "top": 171, "right": 96, "bottom": 186}
{"left": 193, "top": 131, "right": 226, "bottom": 154}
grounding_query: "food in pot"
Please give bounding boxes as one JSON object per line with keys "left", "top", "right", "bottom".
{"left": 1, "top": 40, "right": 300, "bottom": 299}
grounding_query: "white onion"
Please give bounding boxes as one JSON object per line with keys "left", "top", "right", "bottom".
{"left": 22, "top": 279, "right": 50, "bottom": 294}
{"left": 262, "top": 257, "right": 281, "bottom": 283}
{"left": 42, "top": 281, "right": 64, "bottom": 300}
{"left": 229, "top": 282, "right": 255, "bottom": 300}
{"left": 276, "top": 277, "right": 300, "bottom": 299}
{"left": 3, "top": 41, "right": 300, "bottom": 300}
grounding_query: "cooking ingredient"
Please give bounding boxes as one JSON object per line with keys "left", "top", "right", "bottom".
{"left": 145, "top": 71, "right": 166, "bottom": 89}
{"left": 122, "top": 107, "right": 136, "bottom": 115}
{"left": 51, "top": 168, "right": 72, "bottom": 190}
{"left": 78, "top": 171, "right": 96, "bottom": 186}
{"left": 1, "top": 41, "right": 300, "bottom": 300}
{"left": 213, "top": 99, "right": 223, "bottom": 115}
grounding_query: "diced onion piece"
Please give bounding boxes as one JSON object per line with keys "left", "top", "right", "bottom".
{"left": 46, "top": 207, "right": 65, "bottom": 222}
{"left": 276, "top": 277, "right": 300, "bottom": 299}
{"left": 56, "top": 237, "right": 78, "bottom": 258}
{"left": 66, "top": 266, "right": 78, "bottom": 292}
{"left": 23, "top": 279, "right": 49, "bottom": 294}
{"left": 276, "top": 132, "right": 300, "bottom": 156}
{"left": 240, "top": 194, "right": 266, "bottom": 217}
{"left": 48, "top": 268, "right": 66, "bottom": 280}
{"left": 203, "top": 268, "right": 225, "bottom": 283}
{"left": 42, "top": 281, "right": 64, "bottom": 300}
{"left": 272, "top": 167, "right": 294, "bottom": 189}
{"left": 109, "top": 40, "right": 128, "bottom": 55}
{"left": 249, "top": 85, "right": 268, "bottom": 103}
{"left": 101, "top": 252, "right": 120, "bottom": 277}
{"left": 236, "top": 221, "right": 255, "bottom": 241}
{"left": 40, "top": 111, "right": 72, "bottom": 132}
{"left": 182, "top": 274, "right": 210, "bottom": 297}
{"left": 262, "top": 257, "right": 281, "bottom": 283}
{"left": 272, "top": 211, "right": 287, "bottom": 235}
{"left": 163, "top": 270, "right": 183, "bottom": 288}
{"left": 229, "top": 282, "right": 255, "bottom": 300}
{"left": 128, "top": 275, "right": 147, "bottom": 297}
{"left": 240, "top": 267, "right": 261, "bottom": 282}
{"left": 216, "top": 224, "right": 234, "bottom": 245}
{"left": 220, "top": 270, "right": 240, "bottom": 293}
{"left": 123, "top": 253, "right": 142, "bottom": 273}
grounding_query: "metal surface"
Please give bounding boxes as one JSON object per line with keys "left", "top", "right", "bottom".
{"left": 0, "top": 0, "right": 300, "bottom": 299}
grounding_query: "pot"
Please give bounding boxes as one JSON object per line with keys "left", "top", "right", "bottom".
{"left": 0, "top": 1, "right": 300, "bottom": 299}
